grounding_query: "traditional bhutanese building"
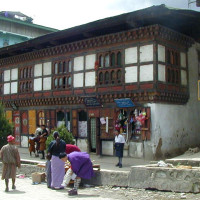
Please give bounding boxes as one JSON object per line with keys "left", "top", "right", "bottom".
{"left": 0, "top": 5, "right": 200, "bottom": 159}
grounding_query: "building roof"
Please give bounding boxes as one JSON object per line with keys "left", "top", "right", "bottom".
{"left": 0, "top": 11, "right": 58, "bottom": 32}
{"left": 0, "top": 11, "right": 33, "bottom": 22}
{"left": 0, "top": 4, "right": 200, "bottom": 59}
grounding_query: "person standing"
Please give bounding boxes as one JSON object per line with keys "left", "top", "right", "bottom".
{"left": 28, "top": 134, "right": 36, "bottom": 156}
{"left": 0, "top": 135, "right": 21, "bottom": 192}
{"left": 39, "top": 125, "right": 48, "bottom": 159}
{"left": 114, "top": 130, "right": 125, "bottom": 168}
{"left": 48, "top": 131, "right": 66, "bottom": 189}
{"left": 45, "top": 153, "right": 52, "bottom": 188}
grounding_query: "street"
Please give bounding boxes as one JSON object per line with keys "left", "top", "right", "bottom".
{"left": 1, "top": 177, "right": 200, "bottom": 200}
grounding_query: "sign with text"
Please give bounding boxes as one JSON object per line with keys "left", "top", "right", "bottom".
{"left": 84, "top": 97, "right": 101, "bottom": 107}
{"left": 114, "top": 98, "right": 135, "bottom": 108}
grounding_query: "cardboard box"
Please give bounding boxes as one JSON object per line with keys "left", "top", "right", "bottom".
{"left": 32, "top": 172, "right": 46, "bottom": 183}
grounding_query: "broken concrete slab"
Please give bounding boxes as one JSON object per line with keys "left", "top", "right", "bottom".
{"left": 129, "top": 165, "right": 200, "bottom": 193}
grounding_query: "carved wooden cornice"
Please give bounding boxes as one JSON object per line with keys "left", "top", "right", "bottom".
{"left": 3, "top": 90, "right": 189, "bottom": 109}
{"left": 0, "top": 24, "right": 194, "bottom": 67}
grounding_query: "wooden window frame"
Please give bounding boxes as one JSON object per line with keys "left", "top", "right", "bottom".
{"left": 166, "top": 48, "right": 181, "bottom": 85}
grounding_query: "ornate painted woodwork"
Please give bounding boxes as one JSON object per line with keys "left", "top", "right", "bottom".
{"left": 28, "top": 110, "right": 36, "bottom": 135}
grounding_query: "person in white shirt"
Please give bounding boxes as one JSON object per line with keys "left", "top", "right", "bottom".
{"left": 114, "top": 130, "right": 125, "bottom": 168}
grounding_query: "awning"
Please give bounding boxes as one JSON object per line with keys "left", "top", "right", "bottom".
{"left": 114, "top": 98, "right": 135, "bottom": 108}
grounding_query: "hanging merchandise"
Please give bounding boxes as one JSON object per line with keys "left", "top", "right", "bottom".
{"left": 115, "top": 119, "right": 121, "bottom": 131}
{"left": 100, "top": 117, "right": 106, "bottom": 125}
{"left": 118, "top": 112, "right": 123, "bottom": 120}
{"left": 136, "top": 112, "right": 147, "bottom": 125}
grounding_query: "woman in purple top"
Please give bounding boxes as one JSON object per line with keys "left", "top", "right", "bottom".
{"left": 59, "top": 152, "right": 94, "bottom": 196}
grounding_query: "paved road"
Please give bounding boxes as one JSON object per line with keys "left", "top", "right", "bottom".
{"left": 0, "top": 177, "right": 110, "bottom": 200}
{"left": 19, "top": 147, "right": 150, "bottom": 171}
{"left": 1, "top": 177, "right": 200, "bottom": 200}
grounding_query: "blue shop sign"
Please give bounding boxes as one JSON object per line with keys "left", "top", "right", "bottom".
{"left": 114, "top": 98, "right": 135, "bottom": 108}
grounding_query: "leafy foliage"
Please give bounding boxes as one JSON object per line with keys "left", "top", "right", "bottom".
{"left": 0, "top": 103, "right": 13, "bottom": 148}
{"left": 46, "top": 124, "right": 75, "bottom": 150}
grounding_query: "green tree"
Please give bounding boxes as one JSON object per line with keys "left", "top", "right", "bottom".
{"left": 46, "top": 124, "right": 75, "bottom": 150}
{"left": 0, "top": 102, "right": 13, "bottom": 148}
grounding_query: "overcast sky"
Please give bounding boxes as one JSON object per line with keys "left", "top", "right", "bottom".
{"left": 1, "top": 0, "right": 200, "bottom": 30}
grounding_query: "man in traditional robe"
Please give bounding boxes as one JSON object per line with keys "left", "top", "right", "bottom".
{"left": 0, "top": 135, "right": 21, "bottom": 192}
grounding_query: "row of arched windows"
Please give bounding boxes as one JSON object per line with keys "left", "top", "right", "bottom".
{"left": 19, "top": 81, "right": 33, "bottom": 93}
{"left": 98, "top": 69, "right": 122, "bottom": 85}
{"left": 20, "top": 67, "right": 33, "bottom": 79}
{"left": 54, "top": 60, "right": 72, "bottom": 74}
{"left": 98, "top": 51, "right": 122, "bottom": 68}
{"left": 54, "top": 76, "right": 72, "bottom": 89}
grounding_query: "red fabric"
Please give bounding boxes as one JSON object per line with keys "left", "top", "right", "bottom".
{"left": 66, "top": 144, "right": 81, "bottom": 154}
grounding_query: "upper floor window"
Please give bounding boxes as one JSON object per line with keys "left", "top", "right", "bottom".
{"left": 97, "top": 69, "right": 122, "bottom": 85}
{"left": 0, "top": 72, "right": 3, "bottom": 83}
{"left": 98, "top": 51, "right": 122, "bottom": 68}
{"left": 54, "top": 59, "right": 72, "bottom": 74}
{"left": 54, "top": 75, "right": 72, "bottom": 89}
{"left": 166, "top": 49, "right": 180, "bottom": 85}
{"left": 167, "top": 49, "right": 180, "bottom": 66}
{"left": 20, "top": 66, "right": 33, "bottom": 79}
{"left": 19, "top": 80, "right": 33, "bottom": 93}
{"left": 0, "top": 85, "right": 3, "bottom": 95}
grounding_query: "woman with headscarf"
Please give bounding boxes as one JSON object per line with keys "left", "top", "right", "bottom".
{"left": 48, "top": 131, "right": 66, "bottom": 189}
{"left": 0, "top": 135, "right": 21, "bottom": 192}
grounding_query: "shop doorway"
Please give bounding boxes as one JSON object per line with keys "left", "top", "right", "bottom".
{"left": 89, "top": 117, "right": 100, "bottom": 154}
{"left": 90, "top": 118, "right": 96, "bottom": 152}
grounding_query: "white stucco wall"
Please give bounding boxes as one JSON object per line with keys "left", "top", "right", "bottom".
{"left": 11, "top": 68, "right": 18, "bottom": 80}
{"left": 4, "top": 70, "right": 10, "bottom": 81}
{"left": 34, "top": 78, "right": 42, "bottom": 91}
{"left": 34, "top": 64, "right": 42, "bottom": 77}
{"left": 11, "top": 82, "right": 18, "bottom": 94}
{"left": 77, "top": 139, "right": 88, "bottom": 152}
{"left": 85, "top": 71, "right": 95, "bottom": 87}
{"left": 74, "top": 73, "right": 84, "bottom": 87}
{"left": 43, "top": 77, "right": 51, "bottom": 90}
{"left": 125, "top": 66, "right": 137, "bottom": 83}
{"left": 4, "top": 83, "right": 10, "bottom": 94}
{"left": 102, "top": 141, "right": 114, "bottom": 156}
{"left": 125, "top": 47, "right": 137, "bottom": 64}
{"left": 74, "top": 56, "right": 84, "bottom": 71}
{"left": 43, "top": 62, "right": 52, "bottom": 75}
{"left": 144, "top": 43, "right": 200, "bottom": 159}
{"left": 21, "top": 136, "right": 28, "bottom": 147}
{"left": 85, "top": 54, "right": 96, "bottom": 70}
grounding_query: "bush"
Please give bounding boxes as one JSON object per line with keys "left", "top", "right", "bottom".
{"left": 46, "top": 124, "right": 75, "bottom": 150}
{"left": 0, "top": 102, "right": 13, "bottom": 149}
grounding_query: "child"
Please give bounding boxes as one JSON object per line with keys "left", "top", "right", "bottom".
{"left": 34, "top": 132, "right": 41, "bottom": 157}
{"left": 46, "top": 153, "right": 52, "bottom": 188}
{"left": 59, "top": 152, "right": 94, "bottom": 196}
{"left": 28, "top": 134, "right": 36, "bottom": 156}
